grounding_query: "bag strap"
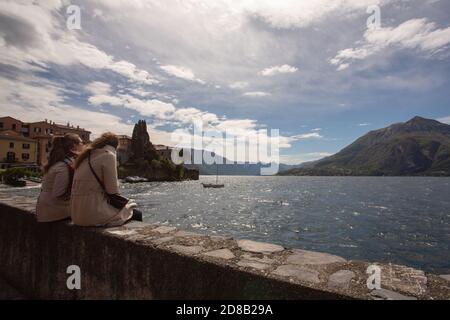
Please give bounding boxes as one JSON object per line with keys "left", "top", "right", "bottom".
{"left": 88, "top": 150, "right": 107, "bottom": 193}
{"left": 59, "top": 158, "right": 74, "bottom": 199}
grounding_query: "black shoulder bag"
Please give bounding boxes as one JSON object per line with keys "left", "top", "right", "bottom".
{"left": 88, "top": 150, "right": 129, "bottom": 210}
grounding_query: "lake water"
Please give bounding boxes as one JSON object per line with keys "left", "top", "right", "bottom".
{"left": 3, "top": 176, "right": 450, "bottom": 273}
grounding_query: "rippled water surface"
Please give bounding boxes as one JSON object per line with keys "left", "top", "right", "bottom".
{"left": 3, "top": 176, "right": 450, "bottom": 273}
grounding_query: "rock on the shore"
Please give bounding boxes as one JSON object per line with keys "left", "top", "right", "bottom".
{"left": 153, "top": 226, "right": 177, "bottom": 234}
{"left": 287, "top": 249, "right": 346, "bottom": 265}
{"left": 168, "top": 245, "right": 204, "bottom": 255}
{"left": 124, "top": 176, "right": 149, "bottom": 183}
{"left": 237, "top": 260, "right": 272, "bottom": 271}
{"left": 440, "top": 275, "right": 450, "bottom": 282}
{"left": 237, "top": 239, "right": 284, "bottom": 254}
{"left": 327, "top": 270, "right": 355, "bottom": 290}
{"left": 370, "top": 288, "right": 417, "bottom": 300}
{"left": 379, "top": 264, "right": 427, "bottom": 296}
{"left": 272, "top": 265, "right": 321, "bottom": 284}
{"left": 203, "top": 249, "right": 235, "bottom": 260}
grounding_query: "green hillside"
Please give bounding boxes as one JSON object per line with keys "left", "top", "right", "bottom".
{"left": 280, "top": 117, "right": 450, "bottom": 176}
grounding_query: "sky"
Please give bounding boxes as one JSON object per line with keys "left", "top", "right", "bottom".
{"left": 1, "top": 0, "right": 450, "bottom": 164}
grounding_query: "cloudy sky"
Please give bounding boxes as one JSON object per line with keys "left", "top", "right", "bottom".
{"left": 1, "top": 0, "right": 450, "bottom": 164}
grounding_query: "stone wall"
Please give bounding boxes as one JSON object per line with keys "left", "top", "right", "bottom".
{"left": 0, "top": 194, "right": 449, "bottom": 300}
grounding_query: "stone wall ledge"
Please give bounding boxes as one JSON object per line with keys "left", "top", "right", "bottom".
{"left": 0, "top": 194, "right": 449, "bottom": 300}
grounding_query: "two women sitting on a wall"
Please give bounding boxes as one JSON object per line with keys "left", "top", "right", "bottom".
{"left": 36, "top": 132, "right": 142, "bottom": 226}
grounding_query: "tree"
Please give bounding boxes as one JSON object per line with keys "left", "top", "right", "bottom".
{"left": 130, "top": 120, "right": 158, "bottom": 161}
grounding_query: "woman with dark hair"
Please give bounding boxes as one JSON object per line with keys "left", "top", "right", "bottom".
{"left": 70, "top": 132, "right": 142, "bottom": 227}
{"left": 36, "top": 133, "right": 83, "bottom": 222}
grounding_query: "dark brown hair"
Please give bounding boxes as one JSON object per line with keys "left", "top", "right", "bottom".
{"left": 74, "top": 132, "right": 119, "bottom": 169}
{"left": 43, "top": 134, "right": 82, "bottom": 174}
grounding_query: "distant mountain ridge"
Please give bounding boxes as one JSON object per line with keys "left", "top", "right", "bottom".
{"left": 279, "top": 116, "right": 450, "bottom": 176}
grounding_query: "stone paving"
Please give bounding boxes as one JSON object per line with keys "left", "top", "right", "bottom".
{"left": 1, "top": 192, "right": 450, "bottom": 300}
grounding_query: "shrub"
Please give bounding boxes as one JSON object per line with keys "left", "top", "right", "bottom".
{"left": 0, "top": 167, "right": 40, "bottom": 182}
{"left": 150, "top": 159, "right": 162, "bottom": 169}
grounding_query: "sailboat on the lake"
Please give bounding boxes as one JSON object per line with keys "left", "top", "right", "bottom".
{"left": 202, "top": 164, "right": 224, "bottom": 188}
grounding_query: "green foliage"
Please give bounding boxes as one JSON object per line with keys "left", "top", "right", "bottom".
{"left": 0, "top": 167, "right": 40, "bottom": 179}
{"left": 176, "top": 164, "right": 185, "bottom": 179}
{"left": 161, "top": 157, "right": 175, "bottom": 171}
{"left": 150, "top": 159, "right": 162, "bottom": 169}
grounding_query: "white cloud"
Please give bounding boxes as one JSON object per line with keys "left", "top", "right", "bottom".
{"left": 260, "top": 64, "right": 298, "bottom": 76}
{"left": 242, "top": 0, "right": 388, "bottom": 29}
{"left": 88, "top": 94, "right": 124, "bottom": 107}
{"left": 129, "top": 87, "right": 152, "bottom": 97}
{"left": 243, "top": 91, "right": 271, "bottom": 97}
{"left": 160, "top": 65, "right": 205, "bottom": 84}
{"left": 0, "top": 76, "right": 133, "bottom": 137}
{"left": 85, "top": 81, "right": 111, "bottom": 95}
{"left": 107, "top": 60, "right": 158, "bottom": 85}
{"left": 336, "top": 63, "right": 349, "bottom": 71}
{"left": 358, "top": 123, "right": 371, "bottom": 126}
{"left": 89, "top": 93, "right": 176, "bottom": 119}
{"left": 290, "top": 132, "right": 323, "bottom": 140}
{"left": 85, "top": 84, "right": 296, "bottom": 162}
{"left": 331, "top": 18, "right": 450, "bottom": 69}
{"left": 87, "top": 87, "right": 219, "bottom": 126}
{"left": 229, "top": 81, "right": 249, "bottom": 89}
{"left": 216, "top": 119, "right": 258, "bottom": 135}
{"left": 437, "top": 116, "right": 450, "bottom": 124}
{"left": 0, "top": 1, "right": 159, "bottom": 84}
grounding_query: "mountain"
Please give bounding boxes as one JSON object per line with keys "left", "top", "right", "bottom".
{"left": 279, "top": 116, "right": 450, "bottom": 176}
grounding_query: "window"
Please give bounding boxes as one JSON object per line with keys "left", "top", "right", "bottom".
{"left": 9, "top": 142, "right": 14, "bottom": 148}
{"left": 22, "top": 153, "right": 30, "bottom": 160}
{"left": 23, "top": 143, "right": 30, "bottom": 149}
{"left": 12, "top": 123, "right": 16, "bottom": 130}
{"left": 6, "top": 152, "right": 15, "bottom": 162}
{"left": 0, "top": 122, "right": 3, "bottom": 128}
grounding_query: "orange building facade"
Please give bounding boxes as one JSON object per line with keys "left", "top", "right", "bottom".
{"left": 0, "top": 116, "right": 91, "bottom": 166}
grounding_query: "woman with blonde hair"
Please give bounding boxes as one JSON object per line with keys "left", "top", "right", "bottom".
{"left": 36, "top": 133, "right": 83, "bottom": 222}
{"left": 71, "top": 132, "right": 142, "bottom": 227}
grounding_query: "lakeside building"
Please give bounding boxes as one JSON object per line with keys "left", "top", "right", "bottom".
{"left": 0, "top": 131, "right": 38, "bottom": 169}
{"left": 117, "top": 135, "right": 132, "bottom": 165}
{"left": 154, "top": 144, "right": 173, "bottom": 160}
{"left": 0, "top": 116, "right": 91, "bottom": 166}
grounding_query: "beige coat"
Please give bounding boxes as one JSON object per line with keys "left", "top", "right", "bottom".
{"left": 36, "top": 161, "right": 72, "bottom": 222}
{"left": 70, "top": 145, "right": 134, "bottom": 227}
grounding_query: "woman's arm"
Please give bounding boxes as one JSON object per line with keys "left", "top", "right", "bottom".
{"left": 101, "top": 152, "right": 120, "bottom": 195}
